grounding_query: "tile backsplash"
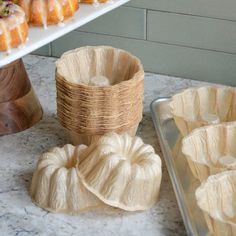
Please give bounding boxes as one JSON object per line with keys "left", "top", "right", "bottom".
{"left": 34, "top": 0, "right": 236, "bottom": 86}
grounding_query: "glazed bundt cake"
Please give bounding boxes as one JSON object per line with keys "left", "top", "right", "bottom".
{"left": 0, "top": 1, "right": 28, "bottom": 52}
{"left": 17, "top": 0, "right": 79, "bottom": 28}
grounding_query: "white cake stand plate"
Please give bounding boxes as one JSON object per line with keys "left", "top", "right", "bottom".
{"left": 0, "top": 0, "right": 130, "bottom": 135}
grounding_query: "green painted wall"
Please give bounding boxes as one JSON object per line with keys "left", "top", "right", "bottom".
{"left": 34, "top": 0, "right": 236, "bottom": 86}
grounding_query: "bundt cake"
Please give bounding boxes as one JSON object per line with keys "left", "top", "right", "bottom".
{"left": 30, "top": 144, "right": 101, "bottom": 213}
{"left": 17, "top": 0, "right": 79, "bottom": 28}
{"left": 0, "top": 1, "right": 28, "bottom": 52}
{"left": 77, "top": 133, "right": 162, "bottom": 211}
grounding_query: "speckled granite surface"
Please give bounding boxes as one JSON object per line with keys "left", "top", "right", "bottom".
{"left": 0, "top": 55, "right": 206, "bottom": 236}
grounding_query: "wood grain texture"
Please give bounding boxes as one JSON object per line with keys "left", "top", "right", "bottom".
{"left": 0, "top": 60, "right": 31, "bottom": 102}
{"left": 0, "top": 59, "right": 43, "bottom": 135}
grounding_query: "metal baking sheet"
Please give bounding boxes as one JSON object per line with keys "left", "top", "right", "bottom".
{"left": 150, "top": 98, "right": 209, "bottom": 236}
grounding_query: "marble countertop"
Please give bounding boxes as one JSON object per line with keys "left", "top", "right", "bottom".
{"left": 0, "top": 55, "right": 205, "bottom": 236}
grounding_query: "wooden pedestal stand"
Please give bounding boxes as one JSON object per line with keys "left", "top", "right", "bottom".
{"left": 0, "top": 59, "right": 43, "bottom": 135}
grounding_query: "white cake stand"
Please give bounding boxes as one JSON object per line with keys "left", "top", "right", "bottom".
{"left": 0, "top": 0, "right": 129, "bottom": 135}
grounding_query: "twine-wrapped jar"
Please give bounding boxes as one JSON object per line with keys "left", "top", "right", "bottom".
{"left": 55, "top": 46, "right": 144, "bottom": 145}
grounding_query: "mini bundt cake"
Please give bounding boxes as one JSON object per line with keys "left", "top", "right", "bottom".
{"left": 0, "top": 1, "right": 28, "bottom": 52}
{"left": 77, "top": 133, "right": 162, "bottom": 211}
{"left": 17, "top": 0, "right": 79, "bottom": 28}
{"left": 30, "top": 144, "right": 101, "bottom": 214}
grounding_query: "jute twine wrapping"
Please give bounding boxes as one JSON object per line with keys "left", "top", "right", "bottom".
{"left": 55, "top": 46, "right": 144, "bottom": 145}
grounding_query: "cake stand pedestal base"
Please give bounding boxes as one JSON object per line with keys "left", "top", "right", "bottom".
{"left": 0, "top": 59, "right": 43, "bottom": 135}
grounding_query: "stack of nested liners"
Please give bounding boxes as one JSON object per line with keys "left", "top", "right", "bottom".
{"left": 55, "top": 46, "right": 144, "bottom": 145}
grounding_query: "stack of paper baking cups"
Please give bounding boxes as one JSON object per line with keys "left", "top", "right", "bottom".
{"left": 55, "top": 46, "right": 144, "bottom": 145}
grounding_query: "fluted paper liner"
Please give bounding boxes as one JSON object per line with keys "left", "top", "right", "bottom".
{"left": 30, "top": 144, "right": 102, "bottom": 214}
{"left": 55, "top": 46, "right": 144, "bottom": 145}
{"left": 170, "top": 86, "right": 236, "bottom": 136}
{"left": 196, "top": 171, "right": 236, "bottom": 236}
{"left": 77, "top": 133, "right": 162, "bottom": 211}
{"left": 182, "top": 122, "right": 236, "bottom": 182}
